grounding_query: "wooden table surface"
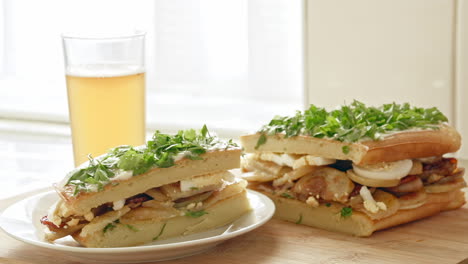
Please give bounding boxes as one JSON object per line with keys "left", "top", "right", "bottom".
{"left": 1, "top": 187, "right": 467, "bottom": 264}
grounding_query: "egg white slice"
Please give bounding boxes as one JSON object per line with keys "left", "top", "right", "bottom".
{"left": 353, "top": 159, "right": 413, "bottom": 180}
{"left": 255, "top": 152, "right": 335, "bottom": 169}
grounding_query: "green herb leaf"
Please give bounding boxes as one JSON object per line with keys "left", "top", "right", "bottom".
{"left": 340, "top": 207, "right": 353, "bottom": 218}
{"left": 281, "top": 193, "right": 294, "bottom": 199}
{"left": 73, "top": 185, "right": 80, "bottom": 196}
{"left": 255, "top": 134, "right": 267, "bottom": 150}
{"left": 342, "top": 146, "right": 350, "bottom": 154}
{"left": 258, "top": 101, "right": 448, "bottom": 142}
{"left": 95, "top": 168, "right": 109, "bottom": 181}
{"left": 103, "top": 223, "right": 116, "bottom": 233}
{"left": 67, "top": 157, "right": 116, "bottom": 196}
{"left": 155, "top": 152, "right": 175, "bottom": 168}
{"left": 183, "top": 129, "right": 197, "bottom": 141}
{"left": 295, "top": 214, "right": 303, "bottom": 224}
{"left": 117, "top": 149, "right": 146, "bottom": 172}
{"left": 325, "top": 203, "right": 332, "bottom": 207}
{"left": 125, "top": 224, "right": 139, "bottom": 232}
{"left": 185, "top": 210, "right": 208, "bottom": 218}
{"left": 201, "top": 124, "right": 209, "bottom": 137}
{"left": 153, "top": 223, "right": 167, "bottom": 241}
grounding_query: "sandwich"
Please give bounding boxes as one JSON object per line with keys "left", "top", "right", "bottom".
{"left": 40, "top": 126, "right": 251, "bottom": 247}
{"left": 240, "top": 101, "right": 465, "bottom": 236}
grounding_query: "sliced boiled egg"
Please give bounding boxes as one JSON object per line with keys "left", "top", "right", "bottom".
{"left": 179, "top": 171, "right": 225, "bottom": 192}
{"left": 255, "top": 152, "right": 335, "bottom": 169}
{"left": 353, "top": 159, "right": 413, "bottom": 180}
{"left": 359, "top": 186, "right": 387, "bottom": 213}
{"left": 255, "top": 153, "right": 296, "bottom": 167}
{"left": 346, "top": 170, "right": 400, "bottom": 187}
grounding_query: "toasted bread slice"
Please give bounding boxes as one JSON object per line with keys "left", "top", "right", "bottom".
{"left": 259, "top": 188, "right": 465, "bottom": 237}
{"left": 73, "top": 190, "right": 251, "bottom": 247}
{"left": 57, "top": 149, "right": 240, "bottom": 217}
{"left": 240, "top": 125, "right": 460, "bottom": 165}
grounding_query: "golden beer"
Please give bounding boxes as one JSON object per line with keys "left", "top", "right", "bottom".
{"left": 66, "top": 71, "right": 145, "bottom": 166}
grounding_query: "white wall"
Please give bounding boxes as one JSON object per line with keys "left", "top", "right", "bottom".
{"left": 456, "top": 0, "right": 468, "bottom": 159}
{"left": 304, "top": 0, "right": 467, "bottom": 159}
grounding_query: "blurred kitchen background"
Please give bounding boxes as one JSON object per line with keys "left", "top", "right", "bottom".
{"left": 0, "top": 0, "right": 467, "bottom": 197}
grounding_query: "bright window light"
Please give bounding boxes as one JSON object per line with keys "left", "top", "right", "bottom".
{"left": 0, "top": 0, "right": 304, "bottom": 138}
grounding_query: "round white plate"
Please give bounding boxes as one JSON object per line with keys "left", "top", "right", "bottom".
{"left": 0, "top": 189, "right": 274, "bottom": 263}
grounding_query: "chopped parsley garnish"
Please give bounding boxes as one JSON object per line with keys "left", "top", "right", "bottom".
{"left": 342, "top": 146, "right": 350, "bottom": 154}
{"left": 295, "top": 214, "right": 303, "bottom": 224}
{"left": 255, "top": 133, "right": 267, "bottom": 149}
{"left": 125, "top": 224, "right": 139, "bottom": 232}
{"left": 281, "top": 193, "right": 294, "bottom": 199}
{"left": 257, "top": 101, "right": 448, "bottom": 146}
{"left": 340, "top": 207, "right": 353, "bottom": 218}
{"left": 325, "top": 203, "right": 332, "bottom": 207}
{"left": 68, "top": 156, "right": 115, "bottom": 196}
{"left": 103, "top": 219, "right": 120, "bottom": 233}
{"left": 65, "top": 125, "right": 238, "bottom": 196}
{"left": 103, "top": 223, "right": 116, "bottom": 233}
{"left": 185, "top": 210, "right": 208, "bottom": 218}
{"left": 153, "top": 223, "right": 167, "bottom": 241}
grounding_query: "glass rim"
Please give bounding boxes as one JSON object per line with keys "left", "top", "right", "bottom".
{"left": 61, "top": 30, "right": 146, "bottom": 40}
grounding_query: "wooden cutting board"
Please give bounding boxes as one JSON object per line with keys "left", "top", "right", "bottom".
{"left": 1, "top": 192, "right": 467, "bottom": 264}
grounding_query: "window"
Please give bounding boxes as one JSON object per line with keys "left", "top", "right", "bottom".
{"left": 0, "top": 0, "right": 304, "bottom": 138}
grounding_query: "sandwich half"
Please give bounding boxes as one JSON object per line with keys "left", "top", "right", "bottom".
{"left": 240, "top": 101, "right": 466, "bottom": 236}
{"left": 41, "top": 126, "right": 251, "bottom": 247}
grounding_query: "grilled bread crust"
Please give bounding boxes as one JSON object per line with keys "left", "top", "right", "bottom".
{"left": 58, "top": 149, "right": 241, "bottom": 217}
{"left": 259, "top": 188, "right": 465, "bottom": 237}
{"left": 240, "top": 125, "right": 461, "bottom": 165}
{"left": 73, "top": 190, "right": 251, "bottom": 247}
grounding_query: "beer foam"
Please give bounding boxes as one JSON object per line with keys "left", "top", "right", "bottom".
{"left": 66, "top": 64, "right": 144, "bottom": 77}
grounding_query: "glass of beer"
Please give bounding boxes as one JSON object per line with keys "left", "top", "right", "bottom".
{"left": 62, "top": 32, "right": 146, "bottom": 166}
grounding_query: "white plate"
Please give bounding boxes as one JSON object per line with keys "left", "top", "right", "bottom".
{"left": 0, "top": 189, "right": 274, "bottom": 263}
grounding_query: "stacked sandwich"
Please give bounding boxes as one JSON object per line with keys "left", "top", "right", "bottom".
{"left": 41, "top": 126, "right": 251, "bottom": 247}
{"left": 240, "top": 101, "right": 465, "bottom": 236}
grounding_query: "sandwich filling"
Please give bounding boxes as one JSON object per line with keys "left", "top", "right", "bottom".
{"left": 242, "top": 154, "right": 465, "bottom": 220}
{"left": 41, "top": 170, "right": 246, "bottom": 241}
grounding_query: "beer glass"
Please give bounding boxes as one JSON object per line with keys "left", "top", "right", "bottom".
{"left": 62, "top": 32, "right": 146, "bottom": 166}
